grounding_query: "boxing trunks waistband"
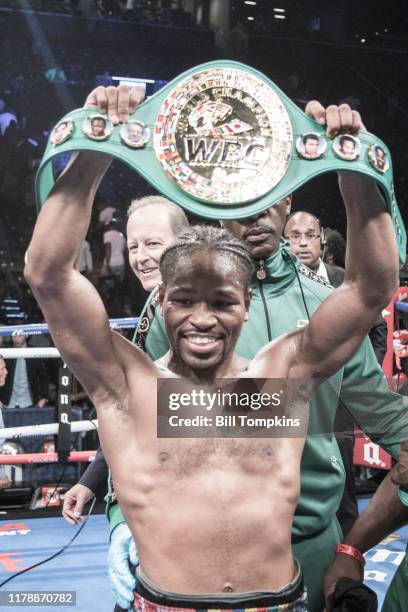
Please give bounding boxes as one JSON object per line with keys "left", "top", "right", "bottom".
{"left": 133, "top": 563, "right": 307, "bottom": 612}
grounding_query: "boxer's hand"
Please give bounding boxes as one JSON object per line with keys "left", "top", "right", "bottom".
{"left": 390, "top": 440, "right": 408, "bottom": 486}
{"left": 62, "top": 483, "right": 94, "bottom": 524}
{"left": 305, "top": 101, "right": 366, "bottom": 138}
{"left": 84, "top": 84, "right": 145, "bottom": 125}
{"left": 108, "top": 522, "right": 138, "bottom": 610}
{"left": 323, "top": 552, "right": 363, "bottom": 608}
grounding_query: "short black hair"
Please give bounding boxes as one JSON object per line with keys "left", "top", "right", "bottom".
{"left": 325, "top": 229, "right": 346, "bottom": 267}
{"left": 303, "top": 133, "right": 319, "bottom": 144}
{"left": 91, "top": 116, "right": 106, "bottom": 126}
{"left": 160, "top": 225, "right": 253, "bottom": 289}
{"left": 339, "top": 135, "right": 355, "bottom": 147}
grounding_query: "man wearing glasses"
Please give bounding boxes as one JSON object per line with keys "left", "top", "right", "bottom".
{"left": 284, "top": 211, "right": 344, "bottom": 286}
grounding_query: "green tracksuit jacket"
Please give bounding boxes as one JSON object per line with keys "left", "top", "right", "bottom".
{"left": 109, "top": 242, "right": 408, "bottom": 611}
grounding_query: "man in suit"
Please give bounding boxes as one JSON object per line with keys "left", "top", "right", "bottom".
{"left": 284, "top": 211, "right": 387, "bottom": 363}
{"left": 0, "top": 329, "right": 50, "bottom": 409}
{"left": 284, "top": 211, "right": 344, "bottom": 286}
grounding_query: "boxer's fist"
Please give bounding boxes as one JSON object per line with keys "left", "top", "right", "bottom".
{"left": 305, "top": 101, "right": 365, "bottom": 138}
{"left": 84, "top": 84, "right": 145, "bottom": 125}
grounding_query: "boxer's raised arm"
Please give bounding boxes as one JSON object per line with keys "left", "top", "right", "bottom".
{"left": 292, "top": 170, "right": 398, "bottom": 380}
{"left": 25, "top": 85, "right": 149, "bottom": 396}
{"left": 24, "top": 151, "right": 125, "bottom": 396}
{"left": 25, "top": 152, "right": 155, "bottom": 403}
{"left": 290, "top": 103, "right": 398, "bottom": 380}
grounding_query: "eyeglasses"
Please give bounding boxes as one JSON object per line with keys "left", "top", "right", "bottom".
{"left": 285, "top": 232, "right": 320, "bottom": 245}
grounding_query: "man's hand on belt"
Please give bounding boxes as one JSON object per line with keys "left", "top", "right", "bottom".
{"left": 84, "top": 84, "right": 145, "bottom": 125}
{"left": 305, "top": 101, "right": 364, "bottom": 137}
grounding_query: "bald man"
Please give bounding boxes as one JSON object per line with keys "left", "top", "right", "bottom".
{"left": 284, "top": 211, "right": 343, "bottom": 285}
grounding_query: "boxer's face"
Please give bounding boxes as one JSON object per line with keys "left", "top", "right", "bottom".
{"left": 53, "top": 123, "right": 67, "bottom": 143}
{"left": 127, "top": 206, "right": 176, "bottom": 291}
{"left": 91, "top": 118, "right": 106, "bottom": 137}
{"left": 161, "top": 251, "right": 250, "bottom": 373}
{"left": 128, "top": 124, "right": 143, "bottom": 142}
{"left": 222, "top": 197, "right": 291, "bottom": 259}
{"left": 340, "top": 139, "right": 355, "bottom": 156}
{"left": 376, "top": 148, "right": 385, "bottom": 165}
{"left": 304, "top": 137, "right": 319, "bottom": 156}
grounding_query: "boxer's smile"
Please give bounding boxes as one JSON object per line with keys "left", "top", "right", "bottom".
{"left": 160, "top": 251, "right": 251, "bottom": 376}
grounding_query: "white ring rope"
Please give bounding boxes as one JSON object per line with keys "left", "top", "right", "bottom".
{"left": 0, "top": 419, "right": 98, "bottom": 439}
{"left": 0, "top": 347, "right": 60, "bottom": 359}
{"left": 0, "top": 317, "right": 138, "bottom": 337}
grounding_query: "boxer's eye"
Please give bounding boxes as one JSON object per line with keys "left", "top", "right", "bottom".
{"left": 214, "top": 300, "right": 233, "bottom": 309}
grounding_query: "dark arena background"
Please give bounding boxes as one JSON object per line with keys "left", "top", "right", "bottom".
{"left": 0, "top": 1, "right": 407, "bottom": 611}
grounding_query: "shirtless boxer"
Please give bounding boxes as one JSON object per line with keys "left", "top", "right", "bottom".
{"left": 24, "top": 87, "right": 398, "bottom": 610}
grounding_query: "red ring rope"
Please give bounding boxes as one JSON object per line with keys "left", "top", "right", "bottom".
{"left": 0, "top": 450, "right": 97, "bottom": 464}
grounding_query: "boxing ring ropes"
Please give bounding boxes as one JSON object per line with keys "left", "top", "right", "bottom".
{"left": 0, "top": 317, "right": 138, "bottom": 467}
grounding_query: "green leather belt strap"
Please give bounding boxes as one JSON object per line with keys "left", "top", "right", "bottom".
{"left": 35, "top": 59, "right": 406, "bottom": 262}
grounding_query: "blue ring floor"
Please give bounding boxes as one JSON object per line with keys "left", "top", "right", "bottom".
{"left": 0, "top": 499, "right": 406, "bottom": 611}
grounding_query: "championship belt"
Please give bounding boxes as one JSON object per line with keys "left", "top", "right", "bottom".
{"left": 36, "top": 60, "right": 406, "bottom": 262}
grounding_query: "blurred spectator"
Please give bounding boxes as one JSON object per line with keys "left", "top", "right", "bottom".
{"left": 0, "top": 99, "right": 17, "bottom": 136}
{"left": 76, "top": 239, "right": 93, "bottom": 277}
{"left": 102, "top": 219, "right": 126, "bottom": 283}
{"left": 0, "top": 329, "right": 51, "bottom": 409}
{"left": 323, "top": 228, "right": 346, "bottom": 268}
{"left": 0, "top": 358, "right": 11, "bottom": 490}
{"left": 98, "top": 204, "right": 118, "bottom": 227}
